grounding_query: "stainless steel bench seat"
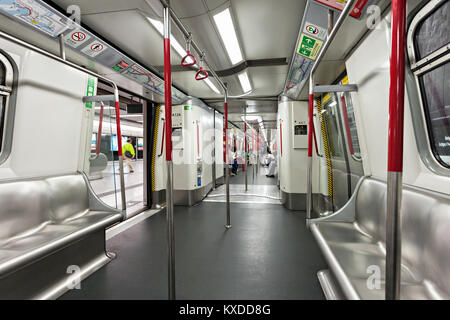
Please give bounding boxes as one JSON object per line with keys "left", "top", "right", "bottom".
{"left": 0, "top": 174, "right": 122, "bottom": 299}
{"left": 311, "top": 178, "right": 450, "bottom": 300}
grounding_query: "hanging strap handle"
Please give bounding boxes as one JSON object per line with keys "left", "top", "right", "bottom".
{"left": 181, "top": 33, "right": 197, "bottom": 67}
{"left": 195, "top": 52, "right": 209, "bottom": 81}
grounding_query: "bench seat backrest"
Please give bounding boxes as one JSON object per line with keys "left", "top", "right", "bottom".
{"left": 355, "top": 178, "right": 450, "bottom": 296}
{"left": 0, "top": 174, "right": 90, "bottom": 241}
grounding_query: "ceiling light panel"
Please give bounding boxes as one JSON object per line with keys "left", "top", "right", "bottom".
{"left": 213, "top": 8, "right": 243, "bottom": 65}
{"left": 238, "top": 71, "right": 252, "bottom": 93}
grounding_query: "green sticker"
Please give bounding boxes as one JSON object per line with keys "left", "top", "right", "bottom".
{"left": 297, "top": 34, "right": 323, "bottom": 61}
{"left": 85, "top": 76, "right": 95, "bottom": 109}
{"left": 184, "top": 106, "right": 192, "bottom": 110}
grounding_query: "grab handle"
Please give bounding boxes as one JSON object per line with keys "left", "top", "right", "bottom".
{"left": 195, "top": 52, "right": 209, "bottom": 80}
{"left": 181, "top": 51, "right": 196, "bottom": 67}
{"left": 195, "top": 67, "right": 208, "bottom": 80}
{"left": 181, "top": 33, "right": 197, "bottom": 67}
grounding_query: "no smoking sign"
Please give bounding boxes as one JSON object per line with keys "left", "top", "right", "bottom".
{"left": 65, "top": 29, "right": 91, "bottom": 48}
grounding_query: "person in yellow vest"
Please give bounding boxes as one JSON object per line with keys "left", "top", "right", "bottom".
{"left": 123, "top": 138, "right": 135, "bottom": 173}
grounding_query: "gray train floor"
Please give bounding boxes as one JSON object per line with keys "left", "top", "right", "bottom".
{"left": 229, "top": 165, "right": 278, "bottom": 185}
{"left": 60, "top": 202, "right": 326, "bottom": 300}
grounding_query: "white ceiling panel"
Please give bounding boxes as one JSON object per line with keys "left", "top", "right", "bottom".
{"left": 233, "top": 0, "right": 306, "bottom": 60}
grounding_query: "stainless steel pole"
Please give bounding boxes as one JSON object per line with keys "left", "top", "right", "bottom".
{"left": 386, "top": 0, "right": 407, "bottom": 300}
{"left": 58, "top": 34, "right": 66, "bottom": 60}
{"left": 224, "top": 84, "right": 231, "bottom": 229}
{"left": 164, "top": 3, "right": 176, "bottom": 300}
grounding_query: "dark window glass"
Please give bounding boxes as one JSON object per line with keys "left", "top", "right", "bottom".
{"left": 415, "top": 1, "right": 450, "bottom": 60}
{"left": 419, "top": 61, "right": 450, "bottom": 167}
{"left": 0, "top": 62, "right": 5, "bottom": 85}
{"left": 0, "top": 96, "right": 5, "bottom": 151}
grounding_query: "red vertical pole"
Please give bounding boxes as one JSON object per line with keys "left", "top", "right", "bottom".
{"left": 163, "top": 4, "right": 175, "bottom": 301}
{"left": 386, "top": 0, "right": 407, "bottom": 301}
{"left": 224, "top": 104, "right": 228, "bottom": 163}
{"left": 115, "top": 100, "right": 123, "bottom": 157}
{"left": 308, "top": 94, "right": 314, "bottom": 158}
{"left": 96, "top": 103, "right": 104, "bottom": 155}
{"left": 197, "top": 122, "right": 200, "bottom": 156}
{"left": 244, "top": 121, "right": 247, "bottom": 171}
{"left": 280, "top": 123, "right": 283, "bottom": 156}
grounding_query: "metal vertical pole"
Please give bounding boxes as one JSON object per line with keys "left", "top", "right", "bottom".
{"left": 213, "top": 111, "right": 216, "bottom": 190}
{"left": 306, "top": 76, "right": 314, "bottom": 220}
{"left": 59, "top": 34, "right": 66, "bottom": 60}
{"left": 386, "top": 0, "right": 406, "bottom": 301}
{"left": 96, "top": 102, "right": 105, "bottom": 155}
{"left": 224, "top": 84, "right": 231, "bottom": 229}
{"left": 114, "top": 90, "right": 127, "bottom": 217}
{"left": 164, "top": 3, "right": 176, "bottom": 300}
{"left": 244, "top": 107, "right": 248, "bottom": 191}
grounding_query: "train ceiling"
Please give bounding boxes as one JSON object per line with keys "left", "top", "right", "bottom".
{"left": 43, "top": 0, "right": 306, "bottom": 129}
{"left": 0, "top": 0, "right": 392, "bottom": 130}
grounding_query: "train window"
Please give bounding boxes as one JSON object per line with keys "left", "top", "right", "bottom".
{"left": 419, "top": 61, "right": 450, "bottom": 167}
{"left": 0, "top": 61, "right": 8, "bottom": 152}
{"left": 413, "top": 0, "right": 450, "bottom": 168}
{"left": 341, "top": 92, "right": 361, "bottom": 160}
{"left": 324, "top": 99, "right": 344, "bottom": 158}
{"left": 414, "top": 1, "right": 449, "bottom": 60}
{"left": 0, "top": 61, "right": 5, "bottom": 85}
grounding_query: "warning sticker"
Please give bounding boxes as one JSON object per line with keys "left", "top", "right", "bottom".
{"left": 85, "top": 76, "right": 96, "bottom": 109}
{"left": 297, "top": 34, "right": 323, "bottom": 60}
{"left": 81, "top": 41, "right": 108, "bottom": 57}
{"left": 303, "top": 22, "right": 327, "bottom": 40}
{"left": 112, "top": 60, "right": 130, "bottom": 72}
{"left": 64, "top": 29, "right": 91, "bottom": 48}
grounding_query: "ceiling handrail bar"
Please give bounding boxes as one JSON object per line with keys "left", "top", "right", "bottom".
{"left": 159, "top": 0, "right": 226, "bottom": 92}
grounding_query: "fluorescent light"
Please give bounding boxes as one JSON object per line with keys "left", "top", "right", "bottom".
{"left": 213, "top": 8, "right": 243, "bottom": 65}
{"left": 242, "top": 115, "right": 261, "bottom": 122}
{"left": 238, "top": 71, "right": 252, "bottom": 93}
{"left": 204, "top": 78, "right": 221, "bottom": 94}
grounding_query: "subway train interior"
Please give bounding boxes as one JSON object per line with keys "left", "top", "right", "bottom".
{"left": 0, "top": 0, "right": 448, "bottom": 306}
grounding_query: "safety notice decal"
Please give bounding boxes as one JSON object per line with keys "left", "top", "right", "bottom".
{"left": 64, "top": 29, "right": 91, "bottom": 48}
{"left": 303, "top": 22, "right": 327, "bottom": 40}
{"left": 81, "top": 41, "right": 108, "bottom": 57}
{"left": 297, "top": 34, "right": 323, "bottom": 61}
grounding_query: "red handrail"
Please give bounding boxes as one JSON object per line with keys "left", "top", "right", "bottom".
{"left": 159, "top": 121, "right": 166, "bottom": 157}
{"left": 196, "top": 122, "right": 200, "bottom": 156}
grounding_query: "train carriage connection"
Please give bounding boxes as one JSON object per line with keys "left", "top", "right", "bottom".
{"left": 0, "top": 0, "right": 448, "bottom": 305}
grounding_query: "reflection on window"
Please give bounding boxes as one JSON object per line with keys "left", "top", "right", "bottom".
{"left": 342, "top": 92, "right": 361, "bottom": 159}
{"left": 420, "top": 62, "right": 450, "bottom": 167}
{"left": 324, "top": 98, "right": 344, "bottom": 158}
{"left": 415, "top": 1, "right": 449, "bottom": 60}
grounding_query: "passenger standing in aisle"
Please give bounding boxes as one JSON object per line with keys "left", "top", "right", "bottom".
{"left": 123, "top": 139, "right": 135, "bottom": 173}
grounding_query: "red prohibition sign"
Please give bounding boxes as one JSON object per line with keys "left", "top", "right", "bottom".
{"left": 306, "top": 25, "right": 319, "bottom": 35}
{"left": 91, "top": 43, "right": 104, "bottom": 52}
{"left": 72, "top": 32, "right": 86, "bottom": 42}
